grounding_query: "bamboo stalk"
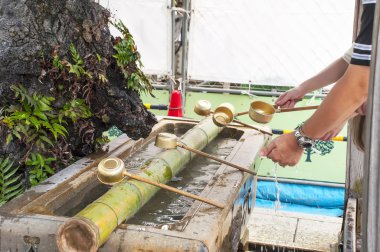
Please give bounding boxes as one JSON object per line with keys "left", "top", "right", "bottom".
{"left": 56, "top": 117, "right": 223, "bottom": 251}
{"left": 124, "top": 171, "right": 224, "bottom": 208}
{"left": 177, "top": 143, "right": 256, "bottom": 176}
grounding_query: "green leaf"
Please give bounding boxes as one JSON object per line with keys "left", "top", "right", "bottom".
{"left": 37, "top": 154, "right": 45, "bottom": 167}
{"left": 40, "top": 121, "right": 53, "bottom": 131}
{"left": 52, "top": 123, "right": 67, "bottom": 137}
{"left": 6, "top": 134, "right": 13, "bottom": 145}
{"left": 96, "top": 53, "right": 102, "bottom": 62}
{"left": 4, "top": 176, "right": 20, "bottom": 187}
{"left": 39, "top": 136, "right": 54, "bottom": 147}
{"left": 37, "top": 100, "right": 51, "bottom": 112}
{"left": 34, "top": 110, "right": 48, "bottom": 121}
{"left": 3, "top": 166, "right": 18, "bottom": 181}
{"left": 12, "top": 130, "right": 22, "bottom": 140}
{"left": 44, "top": 165, "right": 55, "bottom": 175}
{"left": 0, "top": 157, "right": 12, "bottom": 171}
{"left": 29, "top": 116, "right": 40, "bottom": 130}
{"left": 26, "top": 133, "right": 38, "bottom": 144}
{"left": 4, "top": 187, "right": 23, "bottom": 200}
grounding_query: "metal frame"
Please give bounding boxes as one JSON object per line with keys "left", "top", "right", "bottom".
{"left": 343, "top": 198, "right": 357, "bottom": 252}
{"left": 180, "top": 0, "right": 190, "bottom": 111}
{"left": 152, "top": 84, "right": 327, "bottom": 98}
{"left": 362, "top": 2, "right": 380, "bottom": 251}
{"left": 170, "top": 0, "right": 176, "bottom": 93}
{"left": 258, "top": 176, "right": 345, "bottom": 188}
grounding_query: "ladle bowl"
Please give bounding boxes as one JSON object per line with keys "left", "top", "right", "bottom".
{"left": 97, "top": 157, "right": 126, "bottom": 185}
{"left": 248, "top": 101, "right": 276, "bottom": 124}
{"left": 212, "top": 103, "right": 235, "bottom": 127}
{"left": 248, "top": 101, "right": 320, "bottom": 124}
{"left": 194, "top": 100, "right": 212, "bottom": 116}
{"left": 155, "top": 132, "right": 178, "bottom": 149}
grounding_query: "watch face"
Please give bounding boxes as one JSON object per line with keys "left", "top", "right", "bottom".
{"left": 294, "top": 128, "right": 314, "bottom": 149}
{"left": 302, "top": 142, "right": 313, "bottom": 148}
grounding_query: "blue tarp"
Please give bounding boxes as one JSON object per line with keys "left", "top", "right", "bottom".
{"left": 255, "top": 181, "right": 345, "bottom": 217}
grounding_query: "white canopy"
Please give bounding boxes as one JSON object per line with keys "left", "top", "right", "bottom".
{"left": 188, "top": 0, "right": 355, "bottom": 86}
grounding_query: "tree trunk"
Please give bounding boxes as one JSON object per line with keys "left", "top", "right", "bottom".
{"left": 0, "top": 0, "right": 157, "bottom": 164}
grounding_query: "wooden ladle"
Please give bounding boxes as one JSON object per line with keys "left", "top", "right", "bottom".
{"left": 193, "top": 100, "right": 272, "bottom": 135}
{"left": 248, "top": 101, "right": 319, "bottom": 124}
{"left": 155, "top": 132, "right": 256, "bottom": 176}
{"left": 97, "top": 157, "right": 224, "bottom": 208}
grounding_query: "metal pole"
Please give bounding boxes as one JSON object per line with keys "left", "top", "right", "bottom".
{"left": 362, "top": 3, "right": 380, "bottom": 251}
{"left": 181, "top": 0, "right": 190, "bottom": 114}
{"left": 186, "top": 86, "right": 327, "bottom": 98}
{"left": 257, "top": 176, "right": 345, "bottom": 188}
{"left": 153, "top": 84, "right": 327, "bottom": 98}
{"left": 170, "top": 0, "right": 176, "bottom": 93}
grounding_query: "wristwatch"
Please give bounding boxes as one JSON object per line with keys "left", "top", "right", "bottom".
{"left": 294, "top": 124, "right": 315, "bottom": 149}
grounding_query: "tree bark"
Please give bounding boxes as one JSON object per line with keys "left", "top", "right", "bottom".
{"left": 0, "top": 0, "right": 157, "bottom": 162}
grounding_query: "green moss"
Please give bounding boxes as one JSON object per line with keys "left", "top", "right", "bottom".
{"left": 163, "top": 166, "right": 173, "bottom": 180}
{"left": 143, "top": 170, "right": 153, "bottom": 176}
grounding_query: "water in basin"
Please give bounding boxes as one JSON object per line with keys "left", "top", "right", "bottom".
{"left": 127, "top": 132, "right": 239, "bottom": 226}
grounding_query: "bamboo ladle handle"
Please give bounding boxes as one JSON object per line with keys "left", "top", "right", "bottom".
{"left": 123, "top": 171, "right": 224, "bottom": 209}
{"left": 177, "top": 143, "right": 257, "bottom": 176}
{"left": 276, "top": 105, "right": 319, "bottom": 113}
{"left": 235, "top": 111, "right": 249, "bottom": 117}
{"left": 232, "top": 120, "right": 273, "bottom": 136}
{"left": 233, "top": 105, "right": 318, "bottom": 116}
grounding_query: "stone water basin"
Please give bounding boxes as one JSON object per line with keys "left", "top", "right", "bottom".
{"left": 0, "top": 117, "right": 269, "bottom": 251}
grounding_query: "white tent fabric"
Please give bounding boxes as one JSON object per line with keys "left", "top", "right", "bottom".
{"left": 99, "top": 0, "right": 172, "bottom": 75}
{"left": 188, "top": 0, "right": 355, "bottom": 87}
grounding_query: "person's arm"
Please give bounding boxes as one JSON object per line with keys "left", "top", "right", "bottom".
{"left": 302, "top": 64, "right": 369, "bottom": 138}
{"left": 276, "top": 56, "right": 350, "bottom": 108}
{"left": 261, "top": 1, "right": 374, "bottom": 166}
{"left": 299, "top": 57, "right": 350, "bottom": 94}
{"left": 260, "top": 64, "right": 369, "bottom": 166}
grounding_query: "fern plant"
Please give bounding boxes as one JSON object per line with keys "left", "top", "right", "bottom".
{"left": 0, "top": 157, "right": 23, "bottom": 206}
{"left": 60, "top": 99, "right": 92, "bottom": 123}
{"left": 65, "top": 43, "right": 93, "bottom": 79}
{"left": 3, "top": 85, "right": 68, "bottom": 149}
{"left": 26, "top": 153, "right": 56, "bottom": 187}
{"left": 111, "top": 20, "right": 153, "bottom": 96}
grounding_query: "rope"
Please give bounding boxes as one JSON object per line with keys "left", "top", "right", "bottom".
{"left": 169, "top": 7, "right": 191, "bottom": 17}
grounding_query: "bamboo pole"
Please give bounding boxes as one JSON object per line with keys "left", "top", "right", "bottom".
{"left": 56, "top": 117, "right": 223, "bottom": 252}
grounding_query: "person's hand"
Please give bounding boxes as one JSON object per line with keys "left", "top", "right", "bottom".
{"left": 275, "top": 86, "right": 306, "bottom": 108}
{"left": 355, "top": 101, "right": 367, "bottom": 115}
{"left": 318, "top": 123, "right": 345, "bottom": 141}
{"left": 260, "top": 133, "right": 303, "bottom": 167}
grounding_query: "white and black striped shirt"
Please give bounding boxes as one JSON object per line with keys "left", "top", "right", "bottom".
{"left": 351, "top": 0, "right": 376, "bottom": 66}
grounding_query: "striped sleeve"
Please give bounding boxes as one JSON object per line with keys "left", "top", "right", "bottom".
{"left": 351, "top": 1, "right": 376, "bottom": 66}
{"left": 342, "top": 44, "right": 354, "bottom": 63}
